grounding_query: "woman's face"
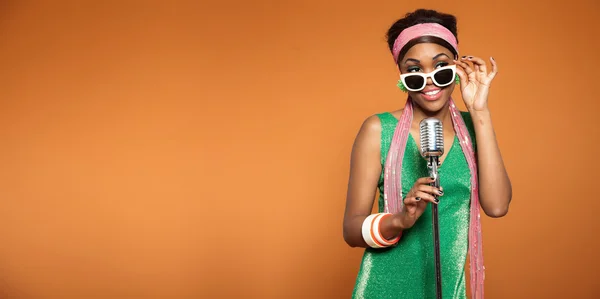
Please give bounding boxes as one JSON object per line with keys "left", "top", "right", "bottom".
{"left": 398, "top": 43, "right": 456, "bottom": 113}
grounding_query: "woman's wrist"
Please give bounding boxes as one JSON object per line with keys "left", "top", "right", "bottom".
{"left": 468, "top": 106, "right": 491, "bottom": 117}
{"left": 391, "top": 212, "right": 405, "bottom": 232}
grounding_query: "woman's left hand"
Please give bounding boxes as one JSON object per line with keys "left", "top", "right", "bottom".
{"left": 454, "top": 56, "right": 498, "bottom": 112}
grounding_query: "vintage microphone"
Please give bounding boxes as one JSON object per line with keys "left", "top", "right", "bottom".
{"left": 419, "top": 117, "right": 444, "bottom": 299}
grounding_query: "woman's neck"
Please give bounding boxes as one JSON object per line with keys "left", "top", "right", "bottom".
{"left": 411, "top": 101, "right": 453, "bottom": 129}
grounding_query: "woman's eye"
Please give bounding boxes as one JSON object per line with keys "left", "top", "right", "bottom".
{"left": 435, "top": 62, "right": 449, "bottom": 68}
{"left": 407, "top": 66, "right": 420, "bottom": 72}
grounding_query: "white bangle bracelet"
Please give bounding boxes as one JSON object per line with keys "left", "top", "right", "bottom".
{"left": 361, "top": 214, "right": 383, "bottom": 248}
{"left": 361, "top": 213, "right": 400, "bottom": 248}
{"left": 373, "top": 213, "right": 401, "bottom": 246}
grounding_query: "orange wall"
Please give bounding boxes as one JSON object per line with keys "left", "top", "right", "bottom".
{"left": 0, "top": 1, "right": 599, "bottom": 298}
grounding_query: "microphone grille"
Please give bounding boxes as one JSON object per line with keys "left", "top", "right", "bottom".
{"left": 419, "top": 118, "right": 444, "bottom": 157}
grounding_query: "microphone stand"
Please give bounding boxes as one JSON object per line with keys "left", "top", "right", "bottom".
{"left": 428, "top": 156, "right": 442, "bottom": 299}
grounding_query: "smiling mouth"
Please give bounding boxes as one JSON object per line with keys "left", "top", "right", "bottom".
{"left": 420, "top": 88, "right": 444, "bottom": 101}
{"left": 423, "top": 89, "right": 440, "bottom": 96}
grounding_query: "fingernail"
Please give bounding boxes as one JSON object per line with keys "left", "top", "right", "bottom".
{"left": 439, "top": 190, "right": 444, "bottom": 195}
{"left": 430, "top": 177, "right": 435, "bottom": 181}
{"left": 461, "top": 56, "right": 466, "bottom": 58}
{"left": 491, "top": 56, "right": 495, "bottom": 60}
{"left": 435, "top": 198, "right": 439, "bottom": 203}
{"left": 415, "top": 197, "right": 421, "bottom": 201}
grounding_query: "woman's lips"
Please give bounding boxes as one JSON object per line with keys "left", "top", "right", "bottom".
{"left": 421, "top": 88, "right": 442, "bottom": 101}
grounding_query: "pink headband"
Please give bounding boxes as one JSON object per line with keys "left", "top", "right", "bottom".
{"left": 392, "top": 23, "right": 458, "bottom": 63}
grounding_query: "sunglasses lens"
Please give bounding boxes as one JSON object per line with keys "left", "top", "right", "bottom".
{"left": 404, "top": 75, "right": 425, "bottom": 90}
{"left": 433, "top": 69, "right": 454, "bottom": 86}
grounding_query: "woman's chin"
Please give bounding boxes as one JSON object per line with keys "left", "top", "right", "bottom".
{"left": 412, "top": 94, "right": 450, "bottom": 113}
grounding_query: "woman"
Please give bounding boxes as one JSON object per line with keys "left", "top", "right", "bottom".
{"left": 342, "top": 9, "right": 512, "bottom": 299}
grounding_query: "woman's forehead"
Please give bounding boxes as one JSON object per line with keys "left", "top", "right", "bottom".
{"left": 403, "top": 43, "right": 453, "bottom": 61}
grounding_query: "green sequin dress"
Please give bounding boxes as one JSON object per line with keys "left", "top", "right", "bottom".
{"left": 351, "top": 111, "right": 477, "bottom": 299}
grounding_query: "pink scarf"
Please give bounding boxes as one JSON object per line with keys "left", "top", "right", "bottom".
{"left": 383, "top": 97, "right": 484, "bottom": 298}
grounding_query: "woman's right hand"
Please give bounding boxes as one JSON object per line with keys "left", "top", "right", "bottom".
{"left": 393, "top": 177, "right": 443, "bottom": 230}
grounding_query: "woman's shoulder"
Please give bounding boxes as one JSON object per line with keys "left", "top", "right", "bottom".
{"left": 353, "top": 109, "right": 403, "bottom": 147}
{"left": 384, "top": 109, "right": 403, "bottom": 121}
{"left": 359, "top": 109, "right": 402, "bottom": 128}
{"left": 371, "top": 109, "right": 402, "bottom": 125}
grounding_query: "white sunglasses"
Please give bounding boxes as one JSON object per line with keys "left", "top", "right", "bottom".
{"left": 399, "top": 65, "right": 457, "bottom": 92}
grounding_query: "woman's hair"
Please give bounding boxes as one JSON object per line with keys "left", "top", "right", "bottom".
{"left": 386, "top": 9, "right": 458, "bottom": 62}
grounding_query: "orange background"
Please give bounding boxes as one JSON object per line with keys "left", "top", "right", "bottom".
{"left": 0, "top": 1, "right": 599, "bottom": 298}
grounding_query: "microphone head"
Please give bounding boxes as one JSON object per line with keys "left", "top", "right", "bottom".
{"left": 419, "top": 117, "right": 444, "bottom": 158}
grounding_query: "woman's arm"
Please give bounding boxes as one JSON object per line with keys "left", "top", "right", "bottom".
{"left": 454, "top": 55, "right": 512, "bottom": 218}
{"left": 342, "top": 115, "right": 402, "bottom": 248}
{"left": 471, "top": 109, "right": 512, "bottom": 217}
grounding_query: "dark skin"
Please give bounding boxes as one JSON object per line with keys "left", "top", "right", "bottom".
{"left": 343, "top": 43, "right": 512, "bottom": 248}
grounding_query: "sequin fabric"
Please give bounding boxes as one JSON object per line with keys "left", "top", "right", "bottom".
{"left": 383, "top": 98, "right": 485, "bottom": 298}
{"left": 351, "top": 108, "right": 477, "bottom": 299}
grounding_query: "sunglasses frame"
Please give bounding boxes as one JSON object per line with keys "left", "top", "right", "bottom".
{"left": 399, "top": 65, "right": 457, "bottom": 92}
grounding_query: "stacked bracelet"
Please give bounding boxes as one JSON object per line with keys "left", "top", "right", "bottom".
{"left": 361, "top": 213, "right": 401, "bottom": 248}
